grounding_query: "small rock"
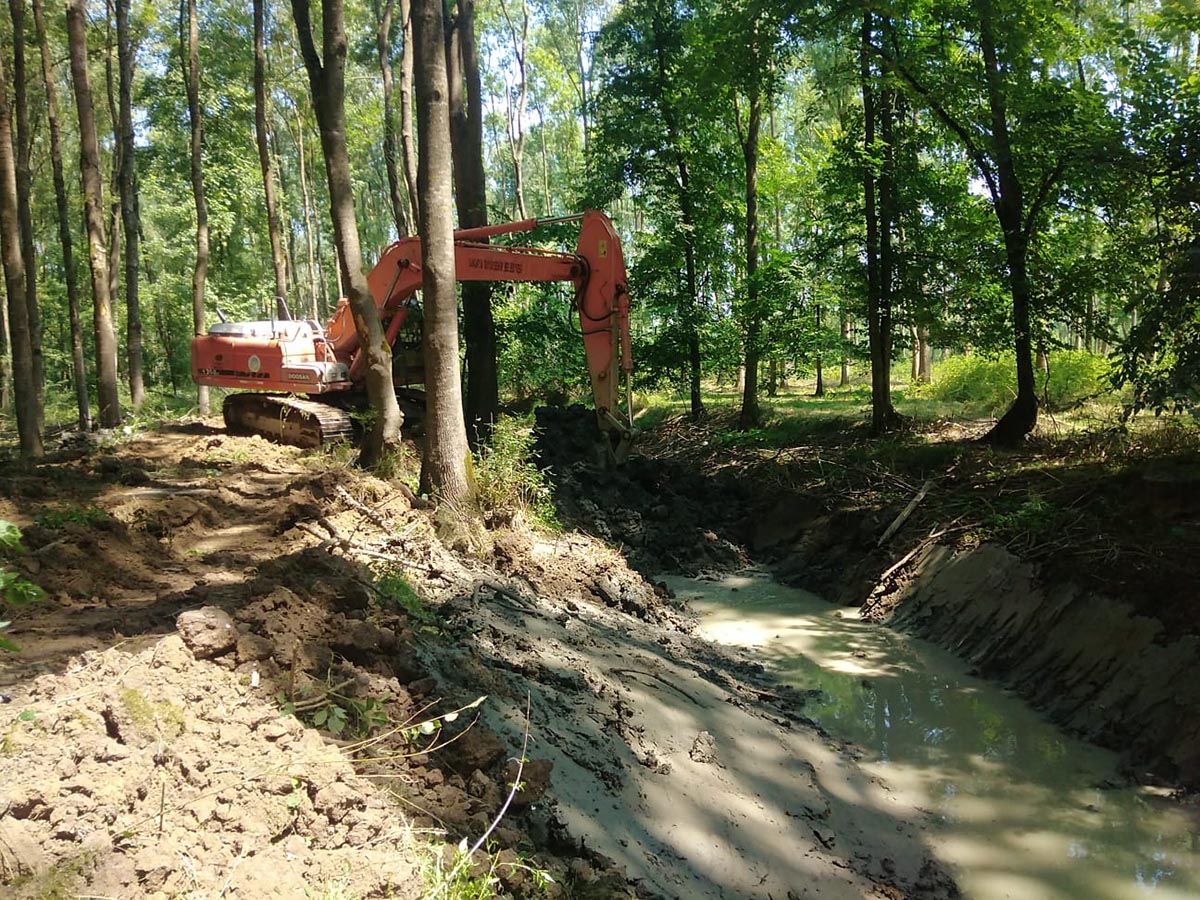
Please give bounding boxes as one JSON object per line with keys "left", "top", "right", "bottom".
{"left": 689, "top": 730, "right": 719, "bottom": 765}
{"left": 176, "top": 606, "right": 238, "bottom": 659}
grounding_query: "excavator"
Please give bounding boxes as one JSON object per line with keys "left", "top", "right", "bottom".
{"left": 190, "top": 210, "right": 636, "bottom": 461}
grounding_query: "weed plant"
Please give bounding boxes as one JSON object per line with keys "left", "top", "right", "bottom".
{"left": 474, "top": 416, "right": 558, "bottom": 530}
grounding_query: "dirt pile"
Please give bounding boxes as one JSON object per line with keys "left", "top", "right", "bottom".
{"left": 534, "top": 406, "right": 750, "bottom": 575}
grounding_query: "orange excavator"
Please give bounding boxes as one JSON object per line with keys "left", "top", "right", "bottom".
{"left": 190, "top": 210, "right": 636, "bottom": 461}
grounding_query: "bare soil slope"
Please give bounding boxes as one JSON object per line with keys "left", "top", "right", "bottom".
{"left": 0, "top": 421, "right": 957, "bottom": 899}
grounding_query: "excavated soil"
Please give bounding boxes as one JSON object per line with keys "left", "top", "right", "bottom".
{"left": 0, "top": 419, "right": 957, "bottom": 899}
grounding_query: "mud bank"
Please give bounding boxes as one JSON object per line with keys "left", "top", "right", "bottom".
{"left": 860, "top": 542, "right": 1200, "bottom": 788}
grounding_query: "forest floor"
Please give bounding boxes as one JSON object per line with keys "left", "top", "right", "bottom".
{"left": 0, "top": 386, "right": 1196, "bottom": 899}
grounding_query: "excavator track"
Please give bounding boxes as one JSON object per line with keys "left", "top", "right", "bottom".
{"left": 222, "top": 394, "right": 354, "bottom": 449}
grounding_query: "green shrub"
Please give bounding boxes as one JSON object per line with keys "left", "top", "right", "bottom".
{"left": 0, "top": 520, "right": 45, "bottom": 652}
{"left": 474, "top": 416, "right": 558, "bottom": 530}
{"left": 912, "top": 351, "right": 1114, "bottom": 414}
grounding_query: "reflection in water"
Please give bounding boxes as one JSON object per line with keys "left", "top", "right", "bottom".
{"left": 669, "top": 572, "right": 1200, "bottom": 900}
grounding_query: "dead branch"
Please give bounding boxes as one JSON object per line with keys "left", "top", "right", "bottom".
{"left": 877, "top": 479, "right": 934, "bottom": 546}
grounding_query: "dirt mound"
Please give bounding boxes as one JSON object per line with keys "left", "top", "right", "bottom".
{"left": 535, "top": 406, "right": 751, "bottom": 575}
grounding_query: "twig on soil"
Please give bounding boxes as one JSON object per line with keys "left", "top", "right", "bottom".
{"left": 877, "top": 479, "right": 934, "bottom": 546}
{"left": 438, "top": 693, "right": 533, "bottom": 896}
{"left": 873, "top": 523, "right": 948, "bottom": 591}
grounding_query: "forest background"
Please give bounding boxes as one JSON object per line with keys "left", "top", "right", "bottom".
{"left": 0, "top": 0, "right": 1197, "bottom": 458}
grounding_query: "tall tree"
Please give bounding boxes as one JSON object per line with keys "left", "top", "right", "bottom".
{"left": 882, "top": 0, "right": 1108, "bottom": 443}
{"left": 498, "top": 0, "right": 529, "bottom": 219}
{"left": 8, "top": 0, "right": 43, "bottom": 427}
{"left": 291, "top": 0, "right": 403, "bottom": 467}
{"left": 116, "top": 0, "right": 144, "bottom": 408}
{"left": 181, "top": 0, "right": 210, "bottom": 415}
{"left": 0, "top": 32, "right": 42, "bottom": 456}
{"left": 254, "top": 0, "right": 289, "bottom": 316}
{"left": 862, "top": 9, "right": 902, "bottom": 433}
{"left": 67, "top": 0, "right": 122, "bottom": 428}
{"left": 446, "top": 0, "right": 498, "bottom": 445}
{"left": 399, "top": 0, "right": 419, "bottom": 229}
{"left": 414, "top": 0, "right": 471, "bottom": 500}
{"left": 32, "top": 0, "right": 89, "bottom": 429}
{"left": 374, "top": 0, "right": 409, "bottom": 236}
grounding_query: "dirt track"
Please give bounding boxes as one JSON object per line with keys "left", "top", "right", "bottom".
{"left": 0, "top": 421, "right": 958, "bottom": 898}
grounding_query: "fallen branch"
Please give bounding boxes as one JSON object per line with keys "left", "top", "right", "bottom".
{"left": 877, "top": 479, "right": 934, "bottom": 546}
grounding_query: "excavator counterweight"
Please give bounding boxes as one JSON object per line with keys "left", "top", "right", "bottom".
{"left": 190, "top": 211, "right": 635, "bottom": 458}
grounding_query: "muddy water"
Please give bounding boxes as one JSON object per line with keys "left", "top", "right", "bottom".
{"left": 667, "top": 572, "right": 1200, "bottom": 900}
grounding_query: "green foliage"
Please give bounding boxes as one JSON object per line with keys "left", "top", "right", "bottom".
{"left": 276, "top": 687, "right": 389, "bottom": 739}
{"left": 911, "top": 352, "right": 1114, "bottom": 415}
{"left": 34, "top": 506, "right": 109, "bottom": 530}
{"left": 0, "top": 520, "right": 45, "bottom": 653}
{"left": 987, "top": 495, "right": 1060, "bottom": 536}
{"left": 373, "top": 569, "right": 432, "bottom": 625}
{"left": 474, "top": 417, "right": 558, "bottom": 530}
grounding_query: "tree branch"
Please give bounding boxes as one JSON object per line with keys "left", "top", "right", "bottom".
{"left": 879, "top": 50, "right": 1000, "bottom": 205}
{"left": 289, "top": 0, "right": 323, "bottom": 83}
{"left": 1023, "top": 158, "right": 1067, "bottom": 243}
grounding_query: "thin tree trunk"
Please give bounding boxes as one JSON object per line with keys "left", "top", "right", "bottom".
{"left": 181, "top": 0, "right": 210, "bottom": 414}
{"left": 271, "top": 120, "right": 300, "bottom": 301}
{"left": 254, "top": 0, "right": 289, "bottom": 317}
{"left": 814, "top": 302, "right": 825, "bottom": 397}
{"left": 910, "top": 325, "right": 919, "bottom": 381}
{"left": 0, "top": 259, "right": 8, "bottom": 411}
{"left": 375, "top": 0, "right": 409, "bottom": 237}
{"left": 737, "top": 88, "right": 763, "bottom": 431}
{"left": 398, "top": 0, "right": 419, "bottom": 230}
{"left": 0, "top": 37, "right": 42, "bottom": 455}
{"left": 414, "top": 0, "right": 471, "bottom": 501}
{"left": 918, "top": 325, "right": 931, "bottom": 382}
{"left": 537, "top": 104, "right": 550, "bottom": 214}
{"left": 649, "top": 6, "right": 702, "bottom": 420}
{"left": 104, "top": 12, "right": 122, "bottom": 310}
{"left": 68, "top": 0, "right": 121, "bottom": 427}
{"left": 33, "top": 0, "right": 89, "bottom": 429}
{"left": 978, "top": 0, "right": 1038, "bottom": 444}
{"left": 116, "top": 0, "right": 143, "bottom": 408}
{"left": 292, "top": 0, "right": 402, "bottom": 468}
{"left": 8, "top": 0, "right": 43, "bottom": 429}
{"left": 292, "top": 102, "right": 321, "bottom": 320}
{"left": 446, "top": 0, "right": 497, "bottom": 447}
{"left": 840, "top": 311, "right": 850, "bottom": 386}
{"left": 498, "top": 0, "right": 529, "bottom": 219}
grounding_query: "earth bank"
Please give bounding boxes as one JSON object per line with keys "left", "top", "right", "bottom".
{"left": 0, "top": 419, "right": 957, "bottom": 898}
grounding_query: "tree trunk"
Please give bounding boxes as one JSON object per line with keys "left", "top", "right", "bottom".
{"left": 978, "top": 1, "right": 1038, "bottom": 445}
{"left": 67, "top": 0, "right": 122, "bottom": 427}
{"left": 292, "top": 103, "right": 321, "bottom": 319}
{"left": 292, "top": 0, "right": 402, "bottom": 468}
{"left": 9, "top": 0, "right": 43, "bottom": 432}
{"left": 737, "top": 88, "right": 763, "bottom": 431}
{"left": 104, "top": 14, "right": 122, "bottom": 311}
{"left": 910, "top": 325, "right": 919, "bottom": 381}
{"left": 182, "top": 0, "right": 210, "bottom": 414}
{"left": 116, "top": 0, "right": 143, "bottom": 408}
{"left": 862, "top": 11, "right": 901, "bottom": 435}
{"left": 918, "top": 325, "right": 931, "bottom": 383}
{"left": 446, "top": 0, "right": 497, "bottom": 447}
{"left": 375, "top": 0, "right": 409, "bottom": 237}
{"left": 254, "top": 0, "right": 290, "bottom": 317}
{"left": 33, "top": 0, "right": 89, "bottom": 429}
{"left": 499, "top": 0, "right": 529, "bottom": 219}
{"left": 840, "top": 311, "right": 850, "bottom": 386}
{"left": 398, "top": 0, "right": 420, "bottom": 230}
{"left": 0, "top": 37, "right": 42, "bottom": 456}
{"left": 414, "top": 0, "right": 472, "bottom": 501}
{"left": 814, "top": 302, "right": 825, "bottom": 397}
{"left": 649, "top": 7, "right": 702, "bottom": 420}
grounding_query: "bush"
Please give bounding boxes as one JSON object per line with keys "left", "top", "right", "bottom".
{"left": 474, "top": 416, "right": 558, "bottom": 530}
{"left": 911, "top": 351, "right": 1114, "bottom": 414}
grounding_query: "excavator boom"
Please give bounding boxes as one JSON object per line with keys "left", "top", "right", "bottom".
{"left": 191, "top": 211, "right": 635, "bottom": 456}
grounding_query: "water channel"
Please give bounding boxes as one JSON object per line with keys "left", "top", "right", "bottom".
{"left": 664, "top": 572, "right": 1200, "bottom": 900}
